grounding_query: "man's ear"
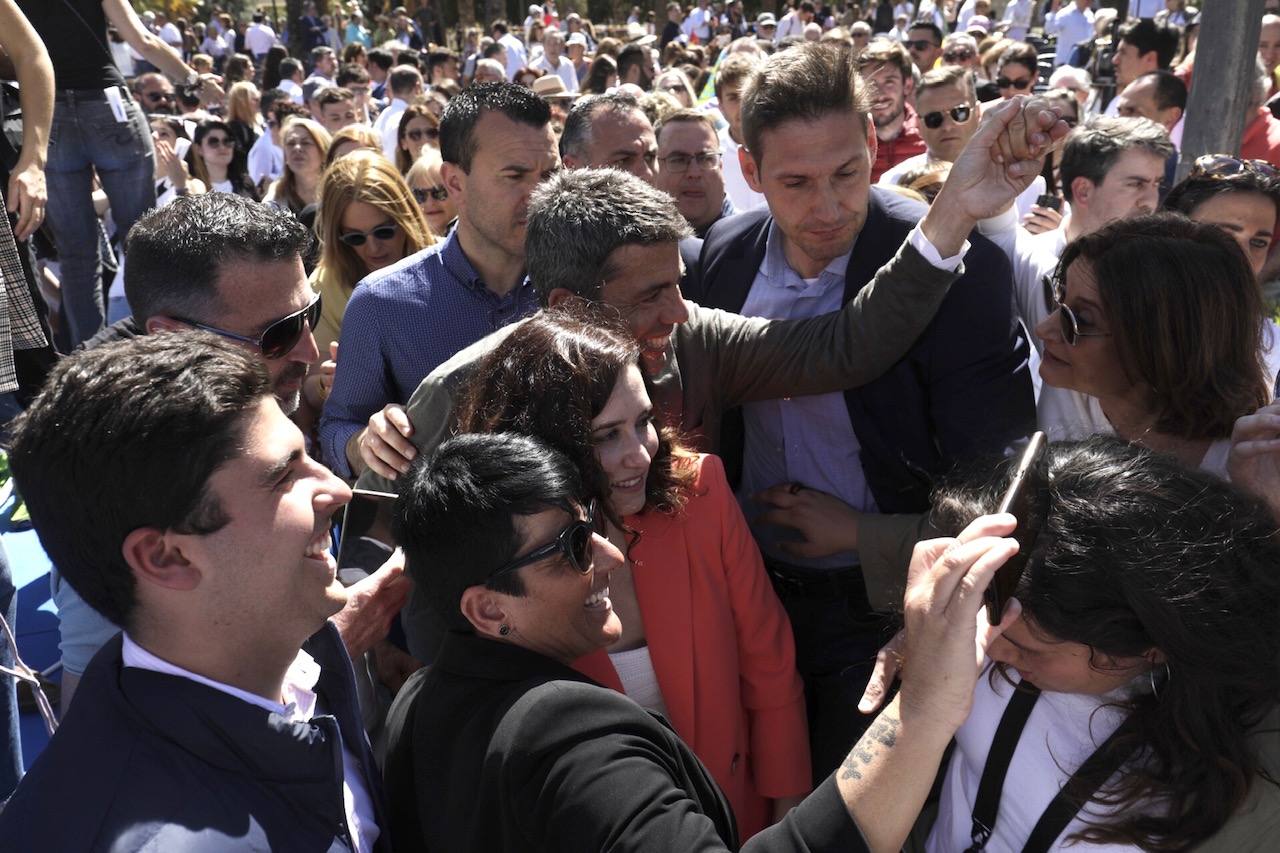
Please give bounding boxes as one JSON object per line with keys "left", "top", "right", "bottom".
{"left": 740, "top": 145, "right": 763, "bottom": 193}
{"left": 441, "top": 160, "right": 466, "bottom": 209}
{"left": 121, "top": 528, "right": 203, "bottom": 592}
{"left": 145, "top": 315, "right": 188, "bottom": 334}
{"left": 459, "top": 584, "right": 511, "bottom": 639}
{"left": 1070, "top": 176, "right": 1094, "bottom": 209}
{"left": 545, "top": 287, "right": 583, "bottom": 309}
{"left": 865, "top": 117, "right": 878, "bottom": 166}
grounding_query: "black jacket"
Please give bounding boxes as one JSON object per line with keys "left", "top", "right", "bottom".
{"left": 0, "top": 623, "right": 390, "bottom": 852}
{"left": 689, "top": 189, "right": 1035, "bottom": 513}
{"left": 383, "top": 631, "right": 869, "bottom": 852}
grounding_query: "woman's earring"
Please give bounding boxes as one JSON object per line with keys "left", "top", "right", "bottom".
{"left": 1149, "top": 662, "right": 1170, "bottom": 699}
{"left": 499, "top": 624, "right": 511, "bottom": 637}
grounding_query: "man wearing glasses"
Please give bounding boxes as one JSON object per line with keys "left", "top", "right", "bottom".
{"left": 904, "top": 21, "right": 944, "bottom": 74}
{"left": 654, "top": 110, "right": 732, "bottom": 238}
{"left": 131, "top": 72, "right": 177, "bottom": 115}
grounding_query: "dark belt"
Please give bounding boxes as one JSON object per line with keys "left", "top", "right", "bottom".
{"left": 764, "top": 556, "right": 865, "bottom": 601}
{"left": 54, "top": 85, "right": 131, "bottom": 104}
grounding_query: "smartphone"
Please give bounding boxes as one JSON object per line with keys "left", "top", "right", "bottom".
{"left": 984, "top": 432, "right": 1048, "bottom": 624}
{"left": 1034, "top": 194, "right": 1062, "bottom": 212}
{"left": 335, "top": 489, "right": 398, "bottom": 586}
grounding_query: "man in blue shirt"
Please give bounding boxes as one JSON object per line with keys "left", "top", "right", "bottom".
{"left": 320, "top": 82, "right": 556, "bottom": 478}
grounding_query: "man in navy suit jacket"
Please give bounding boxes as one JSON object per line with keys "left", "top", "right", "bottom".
{"left": 689, "top": 41, "right": 1036, "bottom": 784}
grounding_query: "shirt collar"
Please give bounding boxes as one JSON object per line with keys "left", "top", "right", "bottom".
{"left": 760, "top": 219, "right": 854, "bottom": 287}
{"left": 441, "top": 227, "right": 533, "bottom": 300}
{"left": 122, "top": 632, "right": 320, "bottom": 720}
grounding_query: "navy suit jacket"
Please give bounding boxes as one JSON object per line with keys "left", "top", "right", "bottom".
{"left": 690, "top": 188, "right": 1035, "bottom": 514}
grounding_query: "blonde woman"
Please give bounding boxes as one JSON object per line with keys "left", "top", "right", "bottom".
{"left": 225, "top": 80, "right": 262, "bottom": 153}
{"left": 304, "top": 149, "right": 435, "bottom": 410}
{"left": 326, "top": 124, "right": 384, "bottom": 167}
{"left": 406, "top": 148, "right": 457, "bottom": 237}
{"left": 264, "top": 116, "right": 331, "bottom": 215}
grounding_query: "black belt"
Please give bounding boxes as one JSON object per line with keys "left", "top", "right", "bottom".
{"left": 764, "top": 557, "right": 864, "bottom": 600}
{"left": 54, "top": 85, "right": 131, "bottom": 104}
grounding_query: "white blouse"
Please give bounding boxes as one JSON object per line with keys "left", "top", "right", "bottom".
{"left": 608, "top": 644, "right": 669, "bottom": 718}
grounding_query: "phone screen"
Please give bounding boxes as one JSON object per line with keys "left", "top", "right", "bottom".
{"left": 336, "top": 489, "right": 398, "bottom": 586}
{"left": 985, "top": 432, "right": 1048, "bottom": 623}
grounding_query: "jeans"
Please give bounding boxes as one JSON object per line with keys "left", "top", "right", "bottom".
{"left": 0, "top": 542, "right": 21, "bottom": 800}
{"left": 44, "top": 90, "right": 155, "bottom": 348}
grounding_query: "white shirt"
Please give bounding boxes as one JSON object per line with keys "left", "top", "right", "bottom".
{"left": 374, "top": 97, "right": 409, "bottom": 158}
{"left": 499, "top": 33, "right": 529, "bottom": 80}
{"left": 928, "top": 669, "right": 1140, "bottom": 853}
{"left": 683, "top": 5, "right": 714, "bottom": 41}
{"left": 121, "top": 633, "right": 381, "bottom": 853}
{"left": 280, "top": 77, "right": 305, "bottom": 104}
{"left": 719, "top": 127, "right": 767, "bottom": 213}
{"left": 201, "top": 33, "right": 227, "bottom": 58}
{"left": 245, "top": 22, "right": 277, "bottom": 56}
{"left": 955, "top": 0, "right": 980, "bottom": 32}
{"left": 533, "top": 53, "right": 579, "bottom": 92}
{"left": 1002, "top": 0, "right": 1034, "bottom": 42}
{"left": 774, "top": 9, "right": 805, "bottom": 43}
{"left": 1045, "top": 5, "right": 1095, "bottom": 68}
{"left": 1128, "top": 0, "right": 1164, "bottom": 17}
{"left": 248, "top": 131, "right": 284, "bottom": 186}
{"left": 158, "top": 22, "right": 183, "bottom": 48}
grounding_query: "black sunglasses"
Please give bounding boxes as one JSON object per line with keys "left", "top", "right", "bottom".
{"left": 413, "top": 185, "right": 449, "bottom": 203}
{"left": 1047, "top": 275, "right": 1111, "bottom": 346}
{"left": 922, "top": 105, "right": 973, "bottom": 129}
{"left": 943, "top": 48, "right": 975, "bottom": 62}
{"left": 997, "top": 75, "right": 1033, "bottom": 90}
{"left": 905, "top": 39, "right": 939, "bottom": 51}
{"left": 405, "top": 127, "right": 440, "bottom": 143}
{"left": 182, "top": 292, "right": 322, "bottom": 360}
{"left": 201, "top": 136, "right": 234, "bottom": 149}
{"left": 489, "top": 499, "right": 598, "bottom": 581}
{"left": 339, "top": 223, "right": 400, "bottom": 247}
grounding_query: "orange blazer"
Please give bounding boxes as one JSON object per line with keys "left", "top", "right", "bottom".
{"left": 573, "top": 454, "right": 811, "bottom": 840}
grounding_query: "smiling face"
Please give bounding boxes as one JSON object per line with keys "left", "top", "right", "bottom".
{"left": 987, "top": 614, "right": 1150, "bottom": 694}
{"left": 1188, "top": 191, "right": 1277, "bottom": 277}
{"left": 743, "top": 109, "right": 874, "bottom": 278}
{"left": 340, "top": 199, "right": 408, "bottom": 273}
{"left": 862, "top": 62, "right": 910, "bottom": 130}
{"left": 590, "top": 365, "right": 660, "bottom": 518}
{"left": 595, "top": 241, "right": 689, "bottom": 374}
{"left": 655, "top": 119, "right": 725, "bottom": 230}
{"left": 915, "top": 81, "right": 977, "bottom": 163}
{"left": 491, "top": 506, "right": 623, "bottom": 662}
{"left": 175, "top": 397, "right": 352, "bottom": 644}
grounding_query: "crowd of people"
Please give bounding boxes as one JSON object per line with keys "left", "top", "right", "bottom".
{"left": 0, "top": 0, "right": 1279, "bottom": 850}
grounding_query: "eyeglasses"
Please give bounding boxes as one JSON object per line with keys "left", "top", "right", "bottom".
{"left": 488, "top": 499, "right": 598, "bottom": 581}
{"left": 905, "top": 39, "right": 939, "bottom": 51}
{"left": 921, "top": 105, "right": 973, "bottom": 129}
{"left": 943, "top": 48, "right": 975, "bottom": 62}
{"left": 659, "top": 150, "right": 722, "bottom": 173}
{"left": 413, "top": 185, "right": 448, "bottom": 203}
{"left": 404, "top": 127, "right": 440, "bottom": 143}
{"left": 1190, "top": 154, "right": 1280, "bottom": 180}
{"left": 339, "top": 222, "right": 401, "bottom": 247}
{"left": 181, "top": 292, "right": 323, "bottom": 360}
{"left": 997, "top": 75, "right": 1033, "bottom": 90}
{"left": 201, "top": 135, "right": 234, "bottom": 149}
{"left": 1048, "top": 275, "right": 1111, "bottom": 345}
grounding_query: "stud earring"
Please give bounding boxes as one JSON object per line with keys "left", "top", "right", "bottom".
{"left": 499, "top": 624, "right": 511, "bottom": 637}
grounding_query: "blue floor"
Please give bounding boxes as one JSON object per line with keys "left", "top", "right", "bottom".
{"left": 10, "top": 525, "right": 57, "bottom": 769}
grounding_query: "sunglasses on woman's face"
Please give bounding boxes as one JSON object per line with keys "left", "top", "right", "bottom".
{"left": 921, "top": 105, "right": 973, "bottom": 129}
{"left": 181, "top": 292, "right": 323, "bottom": 360}
{"left": 943, "top": 49, "right": 974, "bottom": 62}
{"left": 413, "top": 185, "right": 448, "bottom": 203}
{"left": 997, "top": 75, "right": 1033, "bottom": 90}
{"left": 404, "top": 127, "right": 440, "bottom": 143}
{"left": 202, "top": 135, "right": 234, "bottom": 149}
{"left": 488, "top": 499, "right": 599, "bottom": 580}
{"left": 339, "top": 222, "right": 400, "bottom": 247}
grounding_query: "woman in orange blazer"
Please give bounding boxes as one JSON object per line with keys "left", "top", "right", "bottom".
{"left": 458, "top": 308, "right": 811, "bottom": 840}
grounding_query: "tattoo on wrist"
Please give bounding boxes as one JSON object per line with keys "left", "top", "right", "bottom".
{"left": 839, "top": 714, "right": 900, "bottom": 782}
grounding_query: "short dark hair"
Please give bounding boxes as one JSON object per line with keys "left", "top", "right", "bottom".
{"left": 439, "top": 81, "right": 550, "bottom": 171}
{"left": 481, "top": 41, "right": 505, "bottom": 60}
{"left": 278, "top": 57, "right": 303, "bottom": 79}
{"left": 315, "top": 85, "right": 355, "bottom": 109}
{"left": 388, "top": 64, "right": 423, "bottom": 97}
{"left": 394, "top": 433, "right": 585, "bottom": 631}
{"left": 1118, "top": 18, "right": 1180, "bottom": 69}
{"left": 799, "top": 0, "right": 816, "bottom": 13}
{"left": 492, "top": 19, "right": 510, "bottom": 35}
{"left": 259, "top": 86, "right": 288, "bottom": 118}
{"left": 1059, "top": 116, "right": 1174, "bottom": 203}
{"left": 907, "top": 21, "right": 943, "bottom": 44}
{"left": 616, "top": 43, "right": 650, "bottom": 81}
{"left": 9, "top": 334, "right": 271, "bottom": 629}
{"left": 310, "top": 45, "right": 334, "bottom": 64}
{"left": 427, "top": 48, "right": 458, "bottom": 74}
{"left": 654, "top": 107, "right": 718, "bottom": 142}
{"left": 367, "top": 48, "right": 394, "bottom": 71}
{"left": 559, "top": 91, "right": 641, "bottom": 162}
{"left": 742, "top": 41, "right": 870, "bottom": 161}
{"left": 916, "top": 64, "right": 976, "bottom": 100}
{"left": 1135, "top": 69, "right": 1187, "bottom": 112}
{"left": 995, "top": 41, "right": 1038, "bottom": 76}
{"left": 856, "top": 37, "right": 914, "bottom": 80}
{"left": 336, "top": 63, "right": 370, "bottom": 87}
{"left": 124, "top": 193, "right": 310, "bottom": 324}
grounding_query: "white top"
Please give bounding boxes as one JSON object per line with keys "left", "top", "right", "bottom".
{"left": 375, "top": 97, "right": 409, "bottom": 159}
{"left": 927, "top": 667, "right": 1142, "bottom": 853}
{"left": 879, "top": 154, "right": 1046, "bottom": 219}
{"left": 280, "top": 78, "right": 305, "bottom": 105}
{"left": 245, "top": 22, "right": 277, "bottom": 56}
{"left": 774, "top": 9, "right": 806, "bottom": 43}
{"left": 121, "top": 633, "right": 381, "bottom": 853}
{"left": 499, "top": 33, "right": 529, "bottom": 80}
{"left": 609, "top": 644, "right": 669, "bottom": 717}
{"left": 718, "top": 126, "right": 767, "bottom": 213}
{"left": 158, "top": 22, "right": 183, "bottom": 48}
{"left": 533, "top": 53, "right": 579, "bottom": 92}
{"left": 1045, "top": 6, "right": 1095, "bottom": 68}
{"left": 247, "top": 132, "right": 284, "bottom": 186}
{"left": 1002, "top": 0, "right": 1034, "bottom": 42}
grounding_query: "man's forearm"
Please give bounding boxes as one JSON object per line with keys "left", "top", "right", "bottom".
{"left": 835, "top": 694, "right": 955, "bottom": 853}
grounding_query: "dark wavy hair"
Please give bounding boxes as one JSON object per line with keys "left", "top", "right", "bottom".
{"left": 932, "top": 436, "right": 1280, "bottom": 851}
{"left": 456, "top": 306, "right": 698, "bottom": 538}
{"left": 1054, "top": 212, "right": 1269, "bottom": 440}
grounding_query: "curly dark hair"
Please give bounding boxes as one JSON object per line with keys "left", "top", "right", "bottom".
{"left": 931, "top": 436, "right": 1280, "bottom": 851}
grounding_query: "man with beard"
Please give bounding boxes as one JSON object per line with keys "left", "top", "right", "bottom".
{"left": 858, "top": 40, "right": 925, "bottom": 183}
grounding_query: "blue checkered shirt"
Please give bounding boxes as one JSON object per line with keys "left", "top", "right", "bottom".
{"left": 319, "top": 229, "right": 539, "bottom": 476}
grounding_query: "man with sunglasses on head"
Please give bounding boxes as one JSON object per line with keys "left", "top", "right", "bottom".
{"left": 55, "top": 193, "right": 407, "bottom": 715}
{"left": 856, "top": 40, "right": 926, "bottom": 184}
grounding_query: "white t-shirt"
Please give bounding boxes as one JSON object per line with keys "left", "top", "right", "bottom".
{"left": 159, "top": 22, "right": 183, "bottom": 48}
{"left": 245, "top": 22, "right": 277, "bottom": 56}
{"left": 719, "top": 126, "right": 767, "bottom": 213}
{"left": 533, "top": 53, "right": 579, "bottom": 92}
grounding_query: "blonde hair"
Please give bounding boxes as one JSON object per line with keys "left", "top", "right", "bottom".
{"left": 405, "top": 146, "right": 444, "bottom": 187}
{"left": 227, "top": 81, "right": 261, "bottom": 128}
{"left": 315, "top": 149, "right": 435, "bottom": 293}
{"left": 273, "top": 116, "right": 332, "bottom": 213}
{"left": 325, "top": 124, "right": 383, "bottom": 168}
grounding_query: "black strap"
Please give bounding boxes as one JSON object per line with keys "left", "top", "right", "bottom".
{"left": 965, "top": 683, "right": 1041, "bottom": 852}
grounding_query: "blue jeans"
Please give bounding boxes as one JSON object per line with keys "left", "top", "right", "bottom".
{"left": 0, "top": 542, "right": 21, "bottom": 800}
{"left": 44, "top": 90, "right": 155, "bottom": 348}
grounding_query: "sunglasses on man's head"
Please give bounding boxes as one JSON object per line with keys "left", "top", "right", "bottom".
{"left": 181, "top": 292, "right": 322, "bottom": 360}
{"left": 997, "top": 75, "right": 1033, "bottom": 90}
{"left": 922, "top": 105, "right": 973, "bottom": 129}
{"left": 339, "top": 223, "right": 401, "bottom": 247}
{"left": 405, "top": 127, "right": 440, "bottom": 143}
{"left": 488, "top": 499, "right": 599, "bottom": 581}
{"left": 413, "top": 185, "right": 449, "bottom": 203}
{"left": 905, "top": 39, "right": 938, "bottom": 51}
{"left": 1191, "top": 154, "right": 1280, "bottom": 181}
